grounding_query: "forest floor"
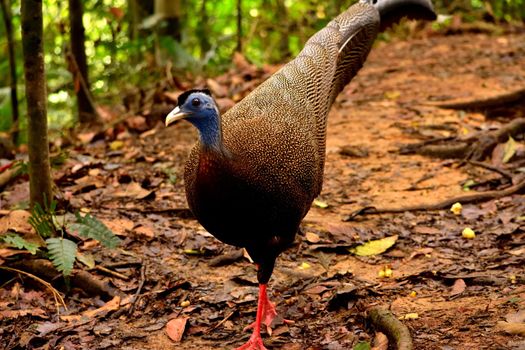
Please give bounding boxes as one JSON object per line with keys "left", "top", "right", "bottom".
{"left": 1, "top": 30, "right": 525, "bottom": 350}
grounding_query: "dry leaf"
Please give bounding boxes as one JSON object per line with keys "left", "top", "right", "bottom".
{"left": 450, "top": 279, "right": 466, "bottom": 296}
{"left": 496, "top": 321, "right": 525, "bottom": 336}
{"left": 372, "top": 332, "right": 388, "bottom": 350}
{"left": 506, "top": 310, "right": 525, "bottom": 324}
{"left": 305, "top": 232, "right": 320, "bottom": 243}
{"left": 166, "top": 317, "right": 188, "bottom": 342}
{"left": 113, "top": 182, "right": 153, "bottom": 199}
{"left": 0, "top": 210, "right": 34, "bottom": 235}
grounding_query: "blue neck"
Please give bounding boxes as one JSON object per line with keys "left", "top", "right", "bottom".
{"left": 189, "top": 113, "right": 223, "bottom": 151}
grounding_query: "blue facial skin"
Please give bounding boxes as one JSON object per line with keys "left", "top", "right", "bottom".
{"left": 179, "top": 93, "right": 222, "bottom": 149}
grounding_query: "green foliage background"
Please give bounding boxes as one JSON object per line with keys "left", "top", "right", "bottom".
{"left": 0, "top": 0, "right": 523, "bottom": 138}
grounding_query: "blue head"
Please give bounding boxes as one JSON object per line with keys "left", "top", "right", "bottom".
{"left": 165, "top": 89, "right": 222, "bottom": 149}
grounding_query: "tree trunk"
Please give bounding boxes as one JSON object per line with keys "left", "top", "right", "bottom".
{"left": 68, "top": 0, "right": 97, "bottom": 124}
{"left": 197, "top": 0, "right": 210, "bottom": 59}
{"left": 154, "top": 0, "right": 181, "bottom": 41}
{"left": 21, "top": 0, "right": 53, "bottom": 208}
{"left": 0, "top": 0, "right": 19, "bottom": 144}
{"left": 236, "top": 0, "right": 242, "bottom": 52}
{"left": 128, "top": 0, "right": 139, "bottom": 41}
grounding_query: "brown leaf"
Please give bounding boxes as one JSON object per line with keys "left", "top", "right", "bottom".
{"left": 61, "top": 296, "right": 121, "bottom": 322}
{"left": 166, "top": 317, "right": 188, "bottom": 342}
{"left": 101, "top": 218, "right": 134, "bottom": 237}
{"left": 506, "top": 310, "right": 525, "bottom": 324}
{"left": 372, "top": 331, "right": 389, "bottom": 350}
{"left": 305, "top": 232, "right": 320, "bottom": 243}
{"left": 0, "top": 210, "right": 34, "bottom": 235}
{"left": 450, "top": 279, "right": 466, "bottom": 296}
{"left": 0, "top": 308, "right": 48, "bottom": 319}
{"left": 206, "top": 78, "right": 228, "bottom": 97}
{"left": 496, "top": 321, "right": 525, "bottom": 336}
{"left": 113, "top": 182, "right": 153, "bottom": 199}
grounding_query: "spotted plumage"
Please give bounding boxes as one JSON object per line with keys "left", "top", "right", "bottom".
{"left": 166, "top": 0, "right": 435, "bottom": 348}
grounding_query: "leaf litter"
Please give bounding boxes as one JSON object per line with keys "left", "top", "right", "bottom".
{"left": 0, "top": 31, "right": 525, "bottom": 350}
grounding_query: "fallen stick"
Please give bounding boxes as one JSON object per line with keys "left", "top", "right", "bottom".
{"left": 369, "top": 307, "right": 413, "bottom": 350}
{"left": 9, "top": 258, "right": 120, "bottom": 298}
{"left": 345, "top": 179, "right": 525, "bottom": 220}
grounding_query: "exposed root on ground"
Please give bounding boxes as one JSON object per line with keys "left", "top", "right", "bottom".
{"left": 400, "top": 117, "right": 525, "bottom": 160}
{"left": 346, "top": 178, "right": 525, "bottom": 220}
{"left": 8, "top": 258, "right": 121, "bottom": 299}
{"left": 368, "top": 307, "right": 413, "bottom": 350}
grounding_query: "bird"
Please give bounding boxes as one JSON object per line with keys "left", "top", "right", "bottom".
{"left": 165, "top": 0, "right": 435, "bottom": 349}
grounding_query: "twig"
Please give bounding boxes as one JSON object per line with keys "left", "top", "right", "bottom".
{"left": 369, "top": 307, "right": 413, "bottom": 350}
{"left": 0, "top": 266, "right": 67, "bottom": 314}
{"left": 205, "top": 310, "right": 236, "bottom": 334}
{"left": 128, "top": 262, "right": 146, "bottom": 316}
{"left": 467, "top": 160, "right": 513, "bottom": 180}
{"left": 94, "top": 265, "right": 130, "bottom": 280}
{"left": 345, "top": 179, "right": 525, "bottom": 219}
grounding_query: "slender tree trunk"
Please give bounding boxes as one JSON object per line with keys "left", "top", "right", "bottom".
{"left": 154, "top": 0, "right": 181, "bottom": 41}
{"left": 236, "top": 0, "right": 242, "bottom": 52}
{"left": 21, "top": 0, "right": 53, "bottom": 208}
{"left": 68, "top": 0, "right": 97, "bottom": 124}
{"left": 0, "top": 0, "right": 19, "bottom": 144}
{"left": 197, "top": 0, "right": 210, "bottom": 59}
{"left": 128, "top": 0, "right": 139, "bottom": 41}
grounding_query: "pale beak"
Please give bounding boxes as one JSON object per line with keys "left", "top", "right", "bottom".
{"left": 165, "top": 106, "right": 189, "bottom": 126}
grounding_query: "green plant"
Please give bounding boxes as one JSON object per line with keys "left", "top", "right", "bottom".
{"left": 3, "top": 200, "right": 120, "bottom": 277}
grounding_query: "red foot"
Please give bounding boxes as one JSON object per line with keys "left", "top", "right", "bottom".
{"left": 243, "top": 295, "right": 278, "bottom": 334}
{"left": 234, "top": 332, "right": 268, "bottom": 350}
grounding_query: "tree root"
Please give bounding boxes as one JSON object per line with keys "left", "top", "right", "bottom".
{"left": 369, "top": 307, "right": 413, "bottom": 350}
{"left": 345, "top": 178, "right": 525, "bottom": 220}
{"left": 401, "top": 117, "right": 525, "bottom": 161}
{"left": 8, "top": 258, "right": 121, "bottom": 299}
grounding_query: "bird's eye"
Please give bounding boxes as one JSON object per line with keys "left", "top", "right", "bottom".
{"left": 191, "top": 98, "right": 201, "bottom": 107}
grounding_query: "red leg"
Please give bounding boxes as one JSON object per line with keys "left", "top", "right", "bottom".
{"left": 234, "top": 284, "right": 271, "bottom": 350}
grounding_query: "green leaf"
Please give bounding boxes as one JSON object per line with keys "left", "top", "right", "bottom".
{"left": 502, "top": 136, "right": 517, "bottom": 164}
{"left": 2, "top": 233, "right": 40, "bottom": 254}
{"left": 46, "top": 237, "right": 77, "bottom": 276}
{"left": 28, "top": 202, "right": 56, "bottom": 238}
{"left": 353, "top": 341, "right": 371, "bottom": 350}
{"left": 349, "top": 235, "right": 398, "bottom": 256}
{"left": 68, "top": 213, "right": 121, "bottom": 249}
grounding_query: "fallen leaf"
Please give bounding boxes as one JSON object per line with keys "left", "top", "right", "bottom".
{"left": 399, "top": 313, "right": 419, "bottom": 320}
{"left": 450, "top": 279, "right": 466, "bottom": 296}
{"left": 372, "top": 332, "right": 388, "bottom": 350}
{"left": 496, "top": 321, "right": 525, "bottom": 336}
{"left": 0, "top": 308, "right": 48, "bottom": 319}
{"left": 113, "top": 182, "right": 153, "bottom": 199}
{"left": 313, "top": 199, "right": 329, "bottom": 209}
{"left": 166, "top": 317, "right": 188, "bottom": 342}
{"left": 61, "top": 296, "right": 121, "bottom": 322}
{"left": 0, "top": 210, "right": 34, "bottom": 235}
{"left": 349, "top": 235, "right": 398, "bottom": 256}
{"left": 353, "top": 341, "right": 371, "bottom": 350}
{"left": 502, "top": 136, "right": 517, "bottom": 163}
{"left": 506, "top": 310, "right": 525, "bottom": 324}
{"left": 305, "top": 232, "right": 320, "bottom": 243}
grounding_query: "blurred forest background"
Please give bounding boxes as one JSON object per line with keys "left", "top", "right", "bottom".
{"left": 0, "top": 0, "right": 524, "bottom": 144}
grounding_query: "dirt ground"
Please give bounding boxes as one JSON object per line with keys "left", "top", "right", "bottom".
{"left": 1, "top": 30, "right": 525, "bottom": 350}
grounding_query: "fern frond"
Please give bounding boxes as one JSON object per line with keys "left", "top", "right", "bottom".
{"left": 69, "top": 213, "right": 121, "bottom": 249}
{"left": 2, "top": 233, "right": 41, "bottom": 254}
{"left": 46, "top": 238, "right": 77, "bottom": 276}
